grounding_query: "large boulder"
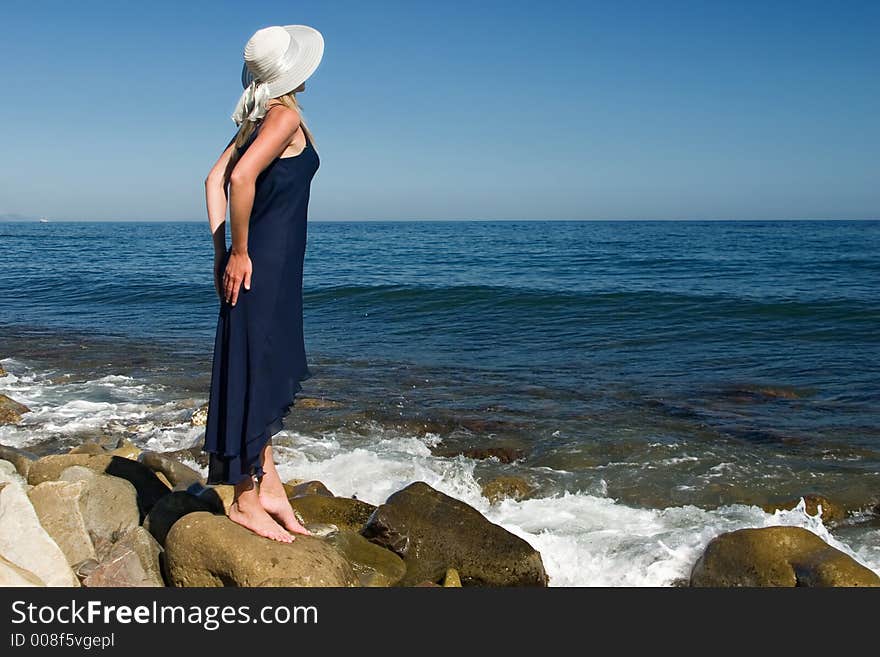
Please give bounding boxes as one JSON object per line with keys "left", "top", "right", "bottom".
{"left": 690, "top": 526, "right": 880, "bottom": 587}
{"left": 143, "top": 490, "right": 222, "bottom": 546}
{"left": 139, "top": 451, "right": 204, "bottom": 489}
{"left": 0, "top": 444, "right": 37, "bottom": 478}
{"left": 163, "top": 512, "right": 359, "bottom": 587}
{"left": 361, "top": 481, "right": 548, "bottom": 586}
{"left": 0, "top": 483, "right": 79, "bottom": 586}
{"left": 0, "top": 394, "right": 29, "bottom": 424}
{"left": 324, "top": 530, "right": 406, "bottom": 587}
{"left": 59, "top": 466, "right": 140, "bottom": 547}
{"left": 27, "top": 481, "right": 96, "bottom": 566}
{"left": 289, "top": 495, "right": 376, "bottom": 532}
{"left": 28, "top": 454, "right": 170, "bottom": 516}
{"left": 82, "top": 527, "right": 164, "bottom": 587}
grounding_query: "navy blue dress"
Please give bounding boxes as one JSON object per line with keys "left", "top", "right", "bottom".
{"left": 203, "top": 122, "right": 319, "bottom": 485}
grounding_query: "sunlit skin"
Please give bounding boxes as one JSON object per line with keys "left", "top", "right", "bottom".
{"left": 204, "top": 80, "right": 312, "bottom": 542}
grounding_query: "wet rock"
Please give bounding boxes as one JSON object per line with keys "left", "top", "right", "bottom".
{"left": 163, "top": 512, "right": 359, "bottom": 587}
{"left": 109, "top": 438, "right": 141, "bottom": 460}
{"left": 59, "top": 466, "right": 140, "bottom": 546}
{"left": 190, "top": 404, "right": 209, "bottom": 427}
{"left": 481, "top": 475, "right": 534, "bottom": 503}
{"left": 0, "top": 394, "right": 30, "bottom": 424}
{"left": 324, "top": 530, "right": 406, "bottom": 587}
{"left": 285, "top": 480, "right": 334, "bottom": 498}
{"left": 28, "top": 454, "right": 170, "bottom": 517}
{"left": 83, "top": 527, "right": 164, "bottom": 587}
{"left": 0, "top": 445, "right": 37, "bottom": 478}
{"left": 0, "top": 483, "right": 79, "bottom": 586}
{"left": 27, "top": 481, "right": 96, "bottom": 566}
{"left": 143, "top": 490, "right": 221, "bottom": 546}
{"left": 296, "top": 397, "right": 344, "bottom": 409}
{"left": 139, "top": 451, "right": 204, "bottom": 489}
{"left": 160, "top": 447, "right": 209, "bottom": 469}
{"left": 289, "top": 495, "right": 376, "bottom": 533}
{"left": 443, "top": 568, "right": 462, "bottom": 587}
{"left": 690, "top": 526, "right": 880, "bottom": 587}
{"left": 69, "top": 442, "right": 107, "bottom": 455}
{"left": 0, "top": 554, "right": 46, "bottom": 586}
{"left": 0, "top": 362, "right": 5, "bottom": 376}
{"left": 362, "top": 481, "right": 548, "bottom": 587}
{"left": 434, "top": 446, "right": 526, "bottom": 464}
{"left": 762, "top": 495, "right": 847, "bottom": 524}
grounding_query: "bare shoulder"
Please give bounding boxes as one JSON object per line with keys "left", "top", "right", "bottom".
{"left": 263, "top": 104, "right": 302, "bottom": 132}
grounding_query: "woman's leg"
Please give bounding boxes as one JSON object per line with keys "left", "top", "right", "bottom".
{"left": 227, "top": 468, "right": 294, "bottom": 543}
{"left": 258, "top": 441, "right": 312, "bottom": 536}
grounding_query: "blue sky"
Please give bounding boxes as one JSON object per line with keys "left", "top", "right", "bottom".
{"left": 0, "top": 0, "right": 877, "bottom": 221}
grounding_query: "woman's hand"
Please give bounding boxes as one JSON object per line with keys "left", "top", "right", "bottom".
{"left": 223, "top": 250, "right": 253, "bottom": 306}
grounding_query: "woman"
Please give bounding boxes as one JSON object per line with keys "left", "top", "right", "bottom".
{"left": 202, "top": 24, "right": 324, "bottom": 542}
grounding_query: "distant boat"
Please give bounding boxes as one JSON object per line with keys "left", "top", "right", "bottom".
{"left": 39, "top": 217, "right": 49, "bottom": 223}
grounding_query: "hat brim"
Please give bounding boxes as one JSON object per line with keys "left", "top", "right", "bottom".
{"left": 241, "top": 24, "right": 324, "bottom": 96}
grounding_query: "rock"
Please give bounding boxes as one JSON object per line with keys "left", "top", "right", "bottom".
{"left": 324, "top": 530, "right": 406, "bottom": 587}
{"left": 762, "top": 495, "right": 847, "bottom": 524}
{"left": 285, "top": 480, "right": 334, "bottom": 498}
{"left": 59, "top": 466, "right": 140, "bottom": 546}
{"left": 160, "top": 447, "right": 209, "bottom": 469}
{"left": 690, "top": 526, "right": 880, "bottom": 587}
{"left": 0, "top": 554, "right": 46, "bottom": 586}
{"left": 143, "top": 490, "right": 222, "bottom": 546}
{"left": 0, "top": 444, "right": 37, "bottom": 477}
{"left": 0, "top": 460, "right": 25, "bottom": 486}
{"left": 190, "top": 404, "right": 209, "bottom": 427}
{"left": 481, "top": 475, "right": 534, "bottom": 503}
{"left": 362, "top": 482, "right": 548, "bottom": 587}
{"left": 163, "top": 512, "right": 359, "bottom": 587}
{"left": 435, "top": 446, "right": 526, "bottom": 464}
{"left": 0, "top": 394, "right": 30, "bottom": 424}
{"left": 290, "top": 495, "right": 376, "bottom": 532}
{"left": 443, "top": 568, "right": 462, "bottom": 587}
{"left": 69, "top": 442, "right": 107, "bottom": 455}
{"left": 414, "top": 580, "right": 442, "bottom": 587}
{"left": 28, "top": 454, "right": 170, "bottom": 516}
{"left": 83, "top": 527, "right": 164, "bottom": 587}
{"left": 0, "top": 483, "right": 79, "bottom": 586}
{"left": 27, "top": 481, "right": 96, "bottom": 566}
{"left": 110, "top": 438, "right": 141, "bottom": 460}
{"left": 155, "top": 472, "right": 172, "bottom": 488}
{"left": 0, "top": 362, "right": 5, "bottom": 376}
{"left": 296, "top": 397, "right": 343, "bottom": 409}
{"left": 139, "top": 451, "right": 204, "bottom": 488}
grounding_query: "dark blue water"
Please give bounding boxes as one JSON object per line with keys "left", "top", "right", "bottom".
{"left": 1, "top": 220, "right": 879, "bottom": 512}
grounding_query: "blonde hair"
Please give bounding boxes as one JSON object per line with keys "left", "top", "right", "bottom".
{"left": 232, "top": 90, "right": 316, "bottom": 158}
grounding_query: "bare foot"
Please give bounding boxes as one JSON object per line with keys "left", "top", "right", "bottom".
{"left": 258, "top": 475, "right": 312, "bottom": 536}
{"left": 228, "top": 481, "right": 294, "bottom": 543}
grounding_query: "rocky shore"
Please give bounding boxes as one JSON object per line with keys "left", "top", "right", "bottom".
{"left": 0, "top": 390, "right": 878, "bottom": 588}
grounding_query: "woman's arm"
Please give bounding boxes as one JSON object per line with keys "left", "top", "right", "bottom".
{"left": 222, "top": 106, "right": 301, "bottom": 306}
{"left": 205, "top": 136, "right": 237, "bottom": 255}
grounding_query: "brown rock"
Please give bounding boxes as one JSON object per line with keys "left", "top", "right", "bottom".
{"left": 296, "top": 397, "right": 344, "bottom": 409}
{"left": 324, "top": 530, "right": 406, "bottom": 587}
{"left": 0, "top": 394, "right": 29, "bottom": 424}
{"left": 285, "top": 480, "right": 334, "bottom": 498}
{"left": 83, "top": 527, "right": 163, "bottom": 587}
{"left": 27, "top": 481, "right": 96, "bottom": 566}
{"left": 109, "top": 438, "right": 141, "bottom": 460}
{"left": 0, "top": 445, "right": 37, "bottom": 478}
{"left": 59, "top": 466, "right": 140, "bottom": 546}
{"left": 0, "top": 554, "right": 46, "bottom": 587}
{"left": 481, "top": 475, "right": 534, "bottom": 504}
{"left": 190, "top": 403, "right": 209, "bottom": 427}
{"left": 139, "top": 451, "right": 204, "bottom": 488}
{"left": 69, "top": 442, "right": 107, "bottom": 455}
{"left": 290, "top": 495, "right": 376, "bottom": 533}
{"left": 443, "top": 567, "right": 462, "bottom": 587}
{"left": 690, "top": 526, "right": 880, "bottom": 587}
{"left": 435, "top": 446, "right": 526, "bottom": 464}
{"left": 143, "top": 490, "right": 222, "bottom": 546}
{"left": 361, "top": 481, "right": 548, "bottom": 587}
{"left": 28, "top": 454, "right": 170, "bottom": 516}
{"left": 163, "top": 512, "right": 359, "bottom": 587}
{"left": 762, "top": 495, "right": 847, "bottom": 524}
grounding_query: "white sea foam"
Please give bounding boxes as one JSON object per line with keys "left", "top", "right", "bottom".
{"left": 2, "top": 358, "right": 879, "bottom": 586}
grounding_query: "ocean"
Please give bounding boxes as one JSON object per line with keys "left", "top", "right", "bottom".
{"left": 1, "top": 219, "right": 878, "bottom": 585}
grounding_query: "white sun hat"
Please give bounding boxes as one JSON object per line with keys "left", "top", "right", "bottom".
{"left": 231, "top": 24, "right": 324, "bottom": 126}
